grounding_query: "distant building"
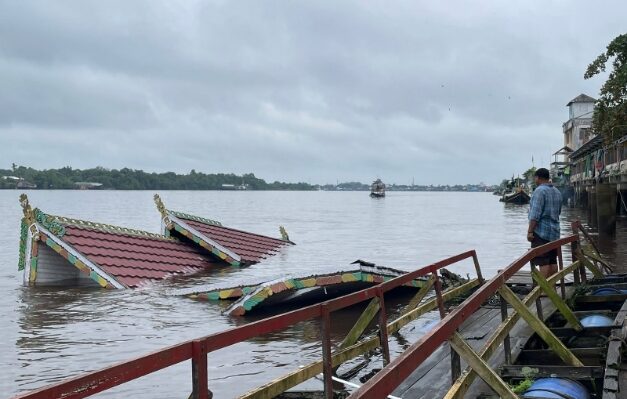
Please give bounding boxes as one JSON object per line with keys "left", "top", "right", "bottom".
{"left": 562, "top": 94, "right": 595, "bottom": 152}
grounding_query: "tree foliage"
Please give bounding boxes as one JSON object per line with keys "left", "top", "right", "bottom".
{"left": 0, "top": 165, "right": 315, "bottom": 191}
{"left": 584, "top": 33, "right": 627, "bottom": 142}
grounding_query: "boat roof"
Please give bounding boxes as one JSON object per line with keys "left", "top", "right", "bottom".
{"left": 19, "top": 195, "right": 223, "bottom": 288}
{"left": 185, "top": 262, "right": 433, "bottom": 316}
{"left": 154, "top": 194, "right": 293, "bottom": 266}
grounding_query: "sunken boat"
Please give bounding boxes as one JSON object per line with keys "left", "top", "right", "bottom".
{"left": 184, "top": 260, "right": 467, "bottom": 316}
{"left": 17, "top": 194, "right": 292, "bottom": 288}
{"left": 370, "top": 179, "right": 386, "bottom": 198}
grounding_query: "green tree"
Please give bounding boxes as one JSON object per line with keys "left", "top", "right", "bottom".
{"left": 584, "top": 33, "right": 627, "bottom": 142}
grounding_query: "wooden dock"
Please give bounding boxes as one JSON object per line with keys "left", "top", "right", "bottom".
{"left": 392, "top": 295, "right": 562, "bottom": 398}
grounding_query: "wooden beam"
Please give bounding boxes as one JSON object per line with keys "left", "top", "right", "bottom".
{"left": 239, "top": 279, "right": 479, "bottom": 399}
{"left": 448, "top": 333, "right": 517, "bottom": 399}
{"left": 579, "top": 250, "right": 604, "bottom": 278}
{"left": 401, "top": 275, "right": 435, "bottom": 314}
{"left": 339, "top": 298, "right": 380, "bottom": 349}
{"left": 531, "top": 269, "right": 583, "bottom": 331}
{"left": 387, "top": 279, "right": 480, "bottom": 333}
{"left": 443, "top": 285, "right": 540, "bottom": 399}
{"left": 498, "top": 285, "right": 583, "bottom": 367}
{"left": 444, "top": 261, "right": 581, "bottom": 399}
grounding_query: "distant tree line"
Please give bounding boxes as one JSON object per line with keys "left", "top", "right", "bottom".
{"left": 0, "top": 165, "right": 315, "bottom": 190}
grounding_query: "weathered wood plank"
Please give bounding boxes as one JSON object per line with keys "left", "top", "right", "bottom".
{"left": 448, "top": 333, "right": 517, "bottom": 399}
{"left": 531, "top": 269, "right": 583, "bottom": 331}
{"left": 498, "top": 285, "right": 584, "bottom": 367}
{"left": 401, "top": 275, "right": 435, "bottom": 313}
{"left": 339, "top": 298, "right": 380, "bottom": 350}
{"left": 443, "top": 262, "right": 582, "bottom": 399}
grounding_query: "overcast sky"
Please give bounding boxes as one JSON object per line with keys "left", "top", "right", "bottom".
{"left": 0, "top": 1, "right": 624, "bottom": 185}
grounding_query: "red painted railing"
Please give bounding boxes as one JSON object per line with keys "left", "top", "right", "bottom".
{"left": 12, "top": 250, "right": 482, "bottom": 399}
{"left": 349, "top": 234, "right": 580, "bottom": 399}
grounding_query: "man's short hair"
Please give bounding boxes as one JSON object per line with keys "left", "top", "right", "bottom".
{"left": 535, "top": 168, "right": 550, "bottom": 180}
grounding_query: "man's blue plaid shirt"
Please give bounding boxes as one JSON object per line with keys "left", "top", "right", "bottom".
{"left": 528, "top": 184, "right": 562, "bottom": 241}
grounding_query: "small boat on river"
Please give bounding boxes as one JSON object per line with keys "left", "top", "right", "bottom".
{"left": 500, "top": 177, "right": 531, "bottom": 204}
{"left": 500, "top": 187, "right": 531, "bottom": 204}
{"left": 370, "top": 178, "right": 386, "bottom": 198}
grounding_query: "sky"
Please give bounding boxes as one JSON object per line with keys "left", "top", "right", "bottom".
{"left": 0, "top": 1, "right": 625, "bottom": 185}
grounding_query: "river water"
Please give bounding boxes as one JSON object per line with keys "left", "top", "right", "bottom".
{"left": 0, "top": 190, "right": 624, "bottom": 398}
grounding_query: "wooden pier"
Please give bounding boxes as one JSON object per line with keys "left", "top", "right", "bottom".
{"left": 10, "top": 221, "right": 625, "bottom": 399}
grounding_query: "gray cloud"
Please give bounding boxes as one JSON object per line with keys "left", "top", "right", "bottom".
{"left": 0, "top": 1, "right": 624, "bottom": 184}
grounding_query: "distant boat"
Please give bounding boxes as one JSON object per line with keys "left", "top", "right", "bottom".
{"left": 500, "top": 187, "right": 530, "bottom": 204}
{"left": 370, "top": 179, "right": 386, "bottom": 198}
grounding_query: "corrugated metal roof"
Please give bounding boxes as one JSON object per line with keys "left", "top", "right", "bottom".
{"left": 570, "top": 134, "right": 603, "bottom": 159}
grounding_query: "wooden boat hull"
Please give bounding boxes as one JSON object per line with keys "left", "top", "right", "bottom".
{"left": 500, "top": 191, "right": 530, "bottom": 204}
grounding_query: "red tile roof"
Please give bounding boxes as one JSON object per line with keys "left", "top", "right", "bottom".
{"left": 61, "top": 225, "right": 219, "bottom": 288}
{"left": 172, "top": 214, "right": 292, "bottom": 264}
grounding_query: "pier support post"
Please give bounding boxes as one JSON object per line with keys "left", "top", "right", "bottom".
{"left": 588, "top": 186, "right": 597, "bottom": 227}
{"left": 448, "top": 333, "right": 517, "bottom": 399}
{"left": 596, "top": 183, "right": 617, "bottom": 235}
{"left": 320, "top": 306, "right": 334, "bottom": 399}
{"left": 619, "top": 186, "right": 627, "bottom": 215}
{"left": 498, "top": 286, "right": 584, "bottom": 367}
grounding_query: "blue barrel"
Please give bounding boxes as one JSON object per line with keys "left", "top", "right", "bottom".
{"left": 591, "top": 287, "right": 626, "bottom": 296}
{"left": 580, "top": 314, "right": 613, "bottom": 327}
{"left": 522, "top": 378, "right": 589, "bottom": 399}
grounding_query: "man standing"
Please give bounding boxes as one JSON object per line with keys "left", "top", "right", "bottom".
{"left": 527, "top": 168, "right": 562, "bottom": 278}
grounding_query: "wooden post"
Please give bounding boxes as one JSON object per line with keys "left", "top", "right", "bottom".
{"left": 589, "top": 186, "right": 597, "bottom": 227}
{"left": 557, "top": 247, "right": 566, "bottom": 299}
{"left": 339, "top": 298, "right": 380, "bottom": 349}
{"left": 531, "top": 269, "right": 583, "bottom": 331}
{"left": 320, "top": 306, "right": 333, "bottom": 399}
{"left": 450, "top": 331, "right": 462, "bottom": 382}
{"left": 433, "top": 272, "right": 446, "bottom": 318}
{"left": 596, "top": 183, "right": 617, "bottom": 235}
{"left": 448, "top": 333, "right": 518, "bottom": 399}
{"left": 531, "top": 263, "right": 544, "bottom": 320}
{"left": 499, "top": 293, "right": 511, "bottom": 364}
{"left": 570, "top": 227, "right": 582, "bottom": 285}
{"left": 498, "top": 286, "right": 584, "bottom": 367}
{"left": 471, "top": 252, "right": 485, "bottom": 284}
{"left": 376, "top": 289, "right": 391, "bottom": 366}
{"left": 191, "top": 340, "right": 209, "bottom": 399}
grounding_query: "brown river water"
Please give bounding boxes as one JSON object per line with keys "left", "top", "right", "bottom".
{"left": 1, "top": 190, "right": 624, "bottom": 398}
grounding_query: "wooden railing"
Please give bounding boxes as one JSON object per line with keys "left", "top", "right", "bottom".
{"left": 12, "top": 250, "right": 483, "bottom": 399}
{"left": 350, "top": 231, "right": 604, "bottom": 399}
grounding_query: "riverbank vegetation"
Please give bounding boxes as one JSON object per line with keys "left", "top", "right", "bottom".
{"left": 0, "top": 165, "right": 315, "bottom": 190}
{"left": 585, "top": 33, "right": 627, "bottom": 142}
